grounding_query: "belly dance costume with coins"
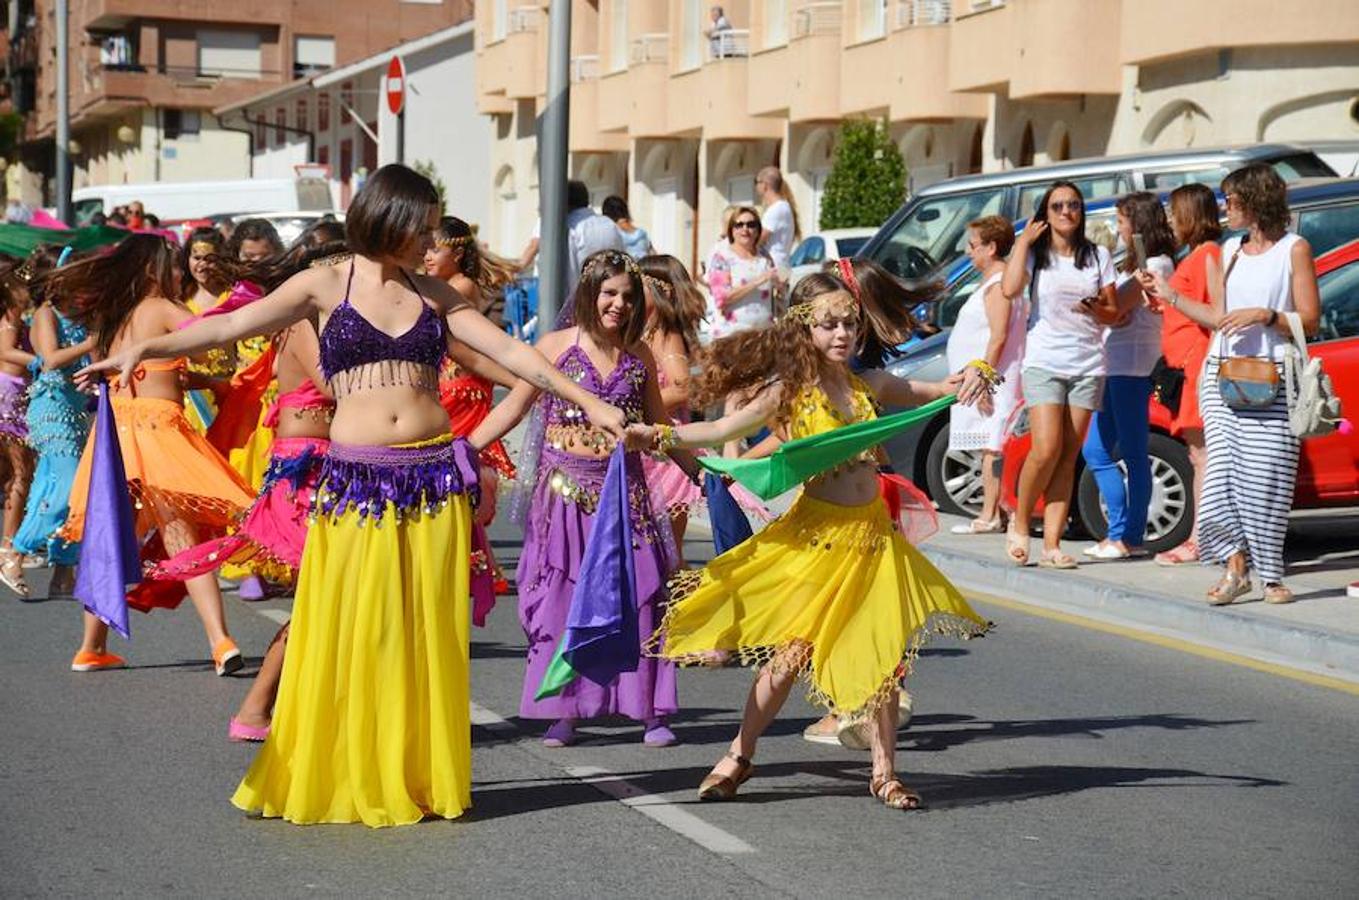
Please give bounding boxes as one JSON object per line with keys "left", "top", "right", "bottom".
{"left": 146, "top": 380, "right": 334, "bottom": 587}
{"left": 58, "top": 359, "right": 255, "bottom": 612}
{"left": 652, "top": 375, "right": 989, "bottom": 718}
{"left": 14, "top": 310, "right": 91, "bottom": 566}
{"left": 233, "top": 264, "right": 480, "bottom": 829}
{"left": 514, "top": 340, "right": 679, "bottom": 721}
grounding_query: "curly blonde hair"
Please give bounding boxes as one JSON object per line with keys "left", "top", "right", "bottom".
{"left": 694, "top": 273, "right": 848, "bottom": 426}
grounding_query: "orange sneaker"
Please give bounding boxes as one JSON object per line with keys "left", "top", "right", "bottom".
{"left": 212, "top": 638, "right": 243, "bottom": 676}
{"left": 71, "top": 650, "right": 127, "bottom": 672}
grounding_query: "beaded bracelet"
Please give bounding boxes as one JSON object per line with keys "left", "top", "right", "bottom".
{"left": 654, "top": 423, "right": 679, "bottom": 453}
{"left": 965, "top": 359, "right": 1003, "bottom": 387}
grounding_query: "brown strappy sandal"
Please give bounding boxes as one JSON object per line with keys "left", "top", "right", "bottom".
{"left": 697, "top": 751, "right": 754, "bottom": 802}
{"left": 870, "top": 773, "right": 923, "bottom": 811}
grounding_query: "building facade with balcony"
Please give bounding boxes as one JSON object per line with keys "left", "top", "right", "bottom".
{"left": 474, "top": 0, "right": 1359, "bottom": 273}
{"left": 8, "top": 0, "right": 470, "bottom": 208}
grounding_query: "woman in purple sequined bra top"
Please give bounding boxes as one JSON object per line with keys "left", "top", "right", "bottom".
{"left": 471, "top": 249, "right": 701, "bottom": 750}
{"left": 84, "top": 164, "right": 630, "bottom": 829}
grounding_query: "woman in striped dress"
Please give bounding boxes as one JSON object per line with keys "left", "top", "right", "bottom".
{"left": 1140, "top": 163, "right": 1320, "bottom": 605}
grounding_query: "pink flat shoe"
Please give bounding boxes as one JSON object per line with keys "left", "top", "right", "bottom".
{"left": 228, "top": 717, "right": 270, "bottom": 743}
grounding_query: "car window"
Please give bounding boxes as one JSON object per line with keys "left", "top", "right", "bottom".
{"left": 938, "top": 265, "right": 983, "bottom": 328}
{"left": 789, "top": 237, "right": 825, "bottom": 267}
{"left": 1270, "top": 153, "right": 1337, "bottom": 180}
{"left": 1297, "top": 202, "right": 1359, "bottom": 258}
{"left": 871, "top": 189, "right": 1004, "bottom": 280}
{"left": 74, "top": 199, "right": 103, "bottom": 226}
{"left": 1316, "top": 257, "right": 1359, "bottom": 342}
{"left": 1016, "top": 175, "right": 1128, "bottom": 220}
{"left": 835, "top": 237, "right": 870, "bottom": 258}
{"left": 1144, "top": 166, "right": 1231, "bottom": 192}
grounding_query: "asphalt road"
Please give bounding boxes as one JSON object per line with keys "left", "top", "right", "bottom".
{"left": 2, "top": 524, "right": 1356, "bottom": 899}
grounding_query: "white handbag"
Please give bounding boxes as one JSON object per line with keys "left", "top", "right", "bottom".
{"left": 1283, "top": 311, "right": 1343, "bottom": 439}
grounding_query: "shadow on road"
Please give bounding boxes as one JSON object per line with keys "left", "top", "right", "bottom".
{"left": 905, "top": 712, "right": 1254, "bottom": 753}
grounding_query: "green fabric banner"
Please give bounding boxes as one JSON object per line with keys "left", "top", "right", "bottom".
{"left": 0, "top": 223, "right": 128, "bottom": 258}
{"left": 697, "top": 394, "right": 957, "bottom": 500}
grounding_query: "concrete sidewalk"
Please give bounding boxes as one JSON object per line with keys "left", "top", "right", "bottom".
{"left": 687, "top": 504, "right": 1359, "bottom": 687}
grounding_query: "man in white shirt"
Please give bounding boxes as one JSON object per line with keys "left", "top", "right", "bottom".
{"left": 756, "top": 165, "right": 797, "bottom": 273}
{"left": 706, "top": 6, "right": 733, "bottom": 58}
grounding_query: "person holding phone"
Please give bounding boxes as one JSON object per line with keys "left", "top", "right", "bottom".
{"left": 1080, "top": 193, "right": 1177, "bottom": 559}
{"left": 1001, "top": 181, "right": 1118, "bottom": 568}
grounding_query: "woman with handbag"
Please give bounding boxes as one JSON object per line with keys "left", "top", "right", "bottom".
{"left": 1002, "top": 182, "right": 1120, "bottom": 569}
{"left": 1150, "top": 184, "right": 1223, "bottom": 566}
{"left": 1140, "top": 163, "right": 1320, "bottom": 605}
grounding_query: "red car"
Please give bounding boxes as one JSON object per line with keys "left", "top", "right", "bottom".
{"left": 1000, "top": 237, "right": 1359, "bottom": 552}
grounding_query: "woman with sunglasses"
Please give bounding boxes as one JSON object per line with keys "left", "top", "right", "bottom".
{"left": 1002, "top": 181, "right": 1120, "bottom": 569}
{"left": 706, "top": 205, "right": 780, "bottom": 338}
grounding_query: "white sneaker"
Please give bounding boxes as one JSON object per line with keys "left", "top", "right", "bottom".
{"left": 1083, "top": 542, "right": 1130, "bottom": 560}
{"left": 1348, "top": 582, "right": 1359, "bottom": 599}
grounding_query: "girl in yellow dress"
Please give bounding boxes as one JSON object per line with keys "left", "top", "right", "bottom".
{"left": 628, "top": 272, "right": 994, "bottom": 810}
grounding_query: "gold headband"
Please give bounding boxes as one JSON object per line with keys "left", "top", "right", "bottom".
{"left": 582, "top": 250, "right": 641, "bottom": 282}
{"left": 191, "top": 241, "right": 217, "bottom": 256}
{"left": 309, "top": 251, "right": 354, "bottom": 269}
{"left": 785, "top": 290, "right": 860, "bottom": 326}
{"left": 642, "top": 273, "right": 671, "bottom": 298}
{"left": 434, "top": 235, "right": 474, "bottom": 249}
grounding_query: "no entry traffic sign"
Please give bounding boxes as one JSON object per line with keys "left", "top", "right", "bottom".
{"left": 386, "top": 56, "right": 406, "bottom": 116}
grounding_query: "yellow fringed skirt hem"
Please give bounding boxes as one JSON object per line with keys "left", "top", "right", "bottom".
{"left": 231, "top": 494, "right": 473, "bottom": 828}
{"left": 650, "top": 493, "right": 990, "bottom": 719}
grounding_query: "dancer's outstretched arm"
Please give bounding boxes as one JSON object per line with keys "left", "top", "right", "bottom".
{"left": 626, "top": 385, "right": 780, "bottom": 451}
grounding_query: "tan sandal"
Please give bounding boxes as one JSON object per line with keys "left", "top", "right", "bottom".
{"left": 1206, "top": 570, "right": 1252, "bottom": 606}
{"left": 1037, "top": 549, "right": 1078, "bottom": 570}
{"left": 1263, "top": 582, "right": 1294, "bottom": 605}
{"left": 697, "top": 751, "right": 754, "bottom": 802}
{"left": 0, "top": 549, "right": 29, "bottom": 598}
{"left": 870, "top": 774, "right": 923, "bottom": 810}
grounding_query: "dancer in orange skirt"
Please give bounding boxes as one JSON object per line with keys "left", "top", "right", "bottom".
{"left": 51, "top": 235, "right": 254, "bottom": 674}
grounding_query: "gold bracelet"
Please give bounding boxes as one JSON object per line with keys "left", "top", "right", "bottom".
{"left": 965, "top": 359, "right": 1003, "bottom": 387}
{"left": 654, "top": 423, "right": 678, "bottom": 453}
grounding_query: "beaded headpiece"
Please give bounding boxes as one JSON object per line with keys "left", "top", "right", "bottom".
{"left": 309, "top": 251, "right": 354, "bottom": 269}
{"left": 434, "top": 235, "right": 474, "bottom": 250}
{"left": 786, "top": 291, "right": 860, "bottom": 325}
{"left": 582, "top": 249, "right": 641, "bottom": 283}
{"left": 190, "top": 240, "right": 218, "bottom": 256}
{"left": 642, "top": 273, "right": 671, "bottom": 299}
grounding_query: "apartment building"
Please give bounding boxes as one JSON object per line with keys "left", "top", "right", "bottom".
{"left": 473, "top": 0, "right": 1359, "bottom": 271}
{"left": 7, "top": 0, "right": 471, "bottom": 205}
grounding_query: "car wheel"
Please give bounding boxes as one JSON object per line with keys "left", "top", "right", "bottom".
{"left": 1076, "top": 432, "right": 1194, "bottom": 554}
{"left": 924, "top": 423, "right": 985, "bottom": 518}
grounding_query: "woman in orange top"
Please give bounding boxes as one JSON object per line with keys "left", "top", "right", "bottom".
{"left": 52, "top": 235, "right": 255, "bottom": 675}
{"left": 1152, "top": 184, "right": 1223, "bottom": 566}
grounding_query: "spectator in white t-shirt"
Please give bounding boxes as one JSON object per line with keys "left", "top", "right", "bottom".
{"left": 706, "top": 6, "right": 733, "bottom": 58}
{"left": 1000, "top": 181, "right": 1119, "bottom": 570}
{"left": 755, "top": 166, "right": 799, "bottom": 275}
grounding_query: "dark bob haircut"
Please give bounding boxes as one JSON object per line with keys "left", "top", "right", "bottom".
{"left": 345, "top": 164, "right": 441, "bottom": 259}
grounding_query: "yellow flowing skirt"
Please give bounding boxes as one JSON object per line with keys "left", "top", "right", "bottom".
{"left": 655, "top": 494, "right": 989, "bottom": 717}
{"left": 232, "top": 495, "right": 473, "bottom": 827}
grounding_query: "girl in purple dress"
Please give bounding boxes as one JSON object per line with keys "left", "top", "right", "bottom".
{"left": 472, "top": 250, "right": 697, "bottom": 748}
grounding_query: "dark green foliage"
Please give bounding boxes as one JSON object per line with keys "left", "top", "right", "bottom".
{"left": 819, "top": 118, "right": 906, "bottom": 230}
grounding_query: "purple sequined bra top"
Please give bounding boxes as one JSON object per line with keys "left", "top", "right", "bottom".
{"left": 544, "top": 343, "right": 646, "bottom": 429}
{"left": 319, "top": 263, "right": 446, "bottom": 395}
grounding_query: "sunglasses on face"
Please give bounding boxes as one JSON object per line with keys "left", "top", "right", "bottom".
{"left": 1048, "top": 200, "right": 1082, "bottom": 213}
{"left": 733, "top": 220, "right": 761, "bottom": 230}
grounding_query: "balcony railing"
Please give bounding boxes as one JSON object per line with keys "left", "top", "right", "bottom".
{"left": 507, "top": 5, "right": 541, "bottom": 33}
{"left": 570, "top": 54, "right": 600, "bottom": 83}
{"left": 897, "top": 0, "right": 952, "bottom": 28}
{"left": 794, "top": 2, "right": 842, "bottom": 39}
{"left": 708, "top": 28, "right": 750, "bottom": 60}
{"left": 629, "top": 32, "right": 669, "bottom": 65}
{"left": 965, "top": 0, "right": 1004, "bottom": 13}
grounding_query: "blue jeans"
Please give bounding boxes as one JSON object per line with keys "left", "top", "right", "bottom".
{"left": 1082, "top": 375, "right": 1152, "bottom": 545}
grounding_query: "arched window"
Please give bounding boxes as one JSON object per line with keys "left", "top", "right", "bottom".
{"left": 1018, "top": 122, "right": 1034, "bottom": 168}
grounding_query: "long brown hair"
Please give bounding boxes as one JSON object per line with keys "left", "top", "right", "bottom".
{"left": 179, "top": 226, "right": 231, "bottom": 299}
{"left": 40, "top": 233, "right": 179, "bottom": 356}
{"left": 837, "top": 257, "right": 928, "bottom": 368}
{"left": 435, "top": 216, "right": 516, "bottom": 307}
{"left": 696, "top": 273, "right": 866, "bottom": 426}
{"left": 639, "top": 254, "right": 706, "bottom": 353}
{"left": 1115, "top": 191, "right": 1178, "bottom": 275}
{"left": 1168, "top": 183, "right": 1223, "bottom": 249}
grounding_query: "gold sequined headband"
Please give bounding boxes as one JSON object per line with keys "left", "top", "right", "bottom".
{"left": 309, "top": 251, "right": 354, "bottom": 269}
{"left": 434, "top": 235, "right": 474, "bottom": 249}
{"left": 642, "top": 273, "right": 671, "bottom": 298}
{"left": 191, "top": 240, "right": 218, "bottom": 256}
{"left": 582, "top": 250, "right": 641, "bottom": 282}
{"left": 785, "top": 289, "right": 860, "bottom": 326}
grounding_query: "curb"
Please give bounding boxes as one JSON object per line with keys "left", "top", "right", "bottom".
{"left": 918, "top": 543, "right": 1359, "bottom": 688}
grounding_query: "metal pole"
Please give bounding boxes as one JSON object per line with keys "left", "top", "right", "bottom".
{"left": 55, "top": 0, "right": 71, "bottom": 224}
{"left": 536, "top": 0, "right": 571, "bottom": 339}
{"left": 397, "top": 110, "right": 405, "bottom": 165}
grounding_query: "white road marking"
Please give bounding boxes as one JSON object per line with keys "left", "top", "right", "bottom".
{"left": 564, "top": 765, "right": 756, "bottom": 856}
{"left": 252, "top": 608, "right": 291, "bottom": 627}
{"left": 468, "top": 700, "right": 517, "bottom": 736}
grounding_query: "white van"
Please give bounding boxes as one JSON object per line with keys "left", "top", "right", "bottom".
{"left": 72, "top": 177, "right": 333, "bottom": 225}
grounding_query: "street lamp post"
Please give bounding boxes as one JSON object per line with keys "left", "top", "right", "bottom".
{"left": 55, "top": 0, "right": 71, "bottom": 224}
{"left": 536, "top": 0, "right": 571, "bottom": 337}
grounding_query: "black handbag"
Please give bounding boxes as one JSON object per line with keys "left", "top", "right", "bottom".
{"left": 1150, "top": 357, "right": 1185, "bottom": 415}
